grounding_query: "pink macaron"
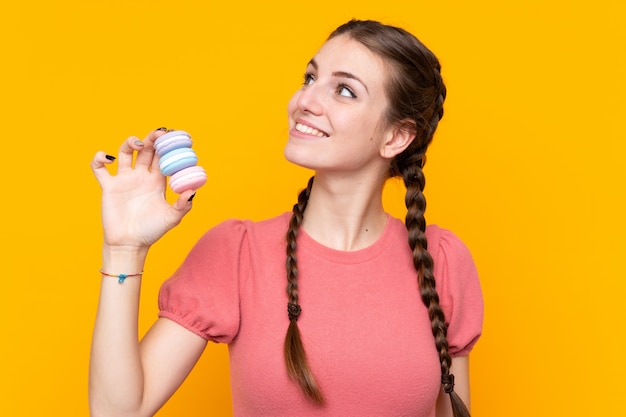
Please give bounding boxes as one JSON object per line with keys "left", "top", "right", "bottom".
{"left": 169, "top": 165, "right": 207, "bottom": 194}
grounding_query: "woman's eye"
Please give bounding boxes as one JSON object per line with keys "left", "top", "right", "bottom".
{"left": 338, "top": 84, "right": 356, "bottom": 98}
{"left": 303, "top": 73, "right": 315, "bottom": 86}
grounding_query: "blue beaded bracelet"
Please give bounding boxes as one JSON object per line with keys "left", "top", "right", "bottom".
{"left": 100, "top": 270, "right": 144, "bottom": 283}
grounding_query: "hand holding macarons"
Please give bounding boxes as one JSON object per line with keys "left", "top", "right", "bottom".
{"left": 154, "top": 130, "right": 207, "bottom": 193}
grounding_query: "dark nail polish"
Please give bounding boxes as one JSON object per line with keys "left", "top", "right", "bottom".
{"left": 105, "top": 154, "right": 116, "bottom": 161}
{"left": 156, "top": 127, "right": 167, "bottom": 131}
{"left": 187, "top": 192, "right": 196, "bottom": 202}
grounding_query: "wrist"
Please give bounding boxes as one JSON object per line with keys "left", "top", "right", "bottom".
{"left": 101, "top": 244, "right": 148, "bottom": 273}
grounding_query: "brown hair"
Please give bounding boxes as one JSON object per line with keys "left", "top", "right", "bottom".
{"left": 284, "top": 20, "right": 470, "bottom": 416}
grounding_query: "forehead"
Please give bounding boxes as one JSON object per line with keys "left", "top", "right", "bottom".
{"left": 311, "top": 35, "right": 389, "bottom": 86}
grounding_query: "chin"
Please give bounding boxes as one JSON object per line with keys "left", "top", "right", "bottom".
{"left": 284, "top": 141, "right": 318, "bottom": 171}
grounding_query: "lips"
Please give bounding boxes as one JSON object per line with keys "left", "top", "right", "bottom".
{"left": 294, "top": 121, "right": 329, "bottom": 138}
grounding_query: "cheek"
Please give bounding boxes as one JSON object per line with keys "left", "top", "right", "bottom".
{"left": 346, "top": 111, "right": 381, "bottom": 138}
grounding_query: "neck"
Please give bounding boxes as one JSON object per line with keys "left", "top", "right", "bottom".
{"left": 301, "top": 172, "right": 388, "bottom": 251}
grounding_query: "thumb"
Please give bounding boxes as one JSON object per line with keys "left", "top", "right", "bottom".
{"left": 172, "top": 190, "right": 196, "bottom": 213}
{"left": 164, "top": 191, "right": 195, "bottom": 230}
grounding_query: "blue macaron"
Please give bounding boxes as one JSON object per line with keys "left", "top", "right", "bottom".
{"left": 159, "top": 147, "right": 199, "bottom": 176}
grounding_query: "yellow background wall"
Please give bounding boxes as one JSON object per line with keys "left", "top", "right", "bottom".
{"left": 1, "top": 0, "right": 624, "bottom": 415}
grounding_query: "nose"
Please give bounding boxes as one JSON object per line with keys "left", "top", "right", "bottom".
{"left": 296, "top": 82, "right": 324, "bottom": 116}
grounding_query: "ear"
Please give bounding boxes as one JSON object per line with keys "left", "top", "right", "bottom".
{"left": 379, "top": 119, "right": 416, "bottom": 159}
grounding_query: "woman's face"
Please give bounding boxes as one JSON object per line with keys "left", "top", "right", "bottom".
{"left": 285, "top": 34, "right": 393, "bottom": 175}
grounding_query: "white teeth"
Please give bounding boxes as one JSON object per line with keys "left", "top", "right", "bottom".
{"left": 295, "top": 122, "right": 327, "bottom": 137}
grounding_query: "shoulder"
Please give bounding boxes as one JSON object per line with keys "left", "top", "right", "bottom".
{"left": 426, "top": 225, "right": 483, "bottom": 355}
{"left": 182, "top": 213, "right": 289, "bottom": 266}
{"left": 425, "top": 224, "right": 474, "bottom": 269}
{"left": 384, "top": 218, "right": 473, "bottom": 266}
{"left": 246, "top": 212, "right": 292, "bottom": 233}
{"left": 424, "top": 224, "right": 479, "bottom": 296}
{"left": 199, "top": 212, "right": 291, "bottom": 243}
{"left": 381, "top": 218, "right": 483, "bottom": 354}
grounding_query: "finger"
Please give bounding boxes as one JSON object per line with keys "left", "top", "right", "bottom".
{"left": 116, "top": 136, "right": 145, "bottom": 172}
{"left": 165, "top": 190, "right": 195, "bottom": 227}
{"left": 172, "top": 190, "right": 197, "bottom": 212}
{"left": 135, "top": 127, "right": 168, "bottom": 169}
{"left": 91, "top": 151, "right": 115, "bottom": 186}
{"left": 143, "top": 127, "right": 168, "bottom": 148}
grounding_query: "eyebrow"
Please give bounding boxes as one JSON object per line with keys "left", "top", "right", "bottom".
{"left": 308, "top": 58, "right": 370, "bottom": 93}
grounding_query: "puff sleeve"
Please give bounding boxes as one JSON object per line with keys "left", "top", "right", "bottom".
{"left": 158, "top": 219, "right": 249, "bottom": 343}
{"left": 427, "top": 225, "right": 484, "bottom": 357}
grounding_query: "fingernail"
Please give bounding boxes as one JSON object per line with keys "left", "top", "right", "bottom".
{"left": 188, "top": 192, "right": 196, "bottom": 202}
{"left": 134, "top": 140, "right": 144, "bottom": 146}
{"left": 156, "top": 127, "right": 167, "bottom": 131}
{"left": 105, "top": 154, "right": 116, "bottom": 161}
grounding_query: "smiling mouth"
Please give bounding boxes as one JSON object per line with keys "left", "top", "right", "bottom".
{"left": 295, "top": 122, "right": 328, "bottom": 138}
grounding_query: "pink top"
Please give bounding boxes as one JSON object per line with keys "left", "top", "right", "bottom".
{"left": 159, "top": 213, "right": 483, "bottom": 416}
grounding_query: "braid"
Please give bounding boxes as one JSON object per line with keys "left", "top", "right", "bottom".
{"left": 403, "top": 158, "right": 470, "bottom": 417}
{"left": 424, "top": 63, "right": 447, "bottom": 144}
{"left": 284, "top": 176, "right": 323, "bottom": 404}
{"left": 400, "top": 66, "right": 470, "bottom": 416}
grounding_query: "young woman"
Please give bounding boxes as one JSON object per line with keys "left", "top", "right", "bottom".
{"left": 90, "top": 19, "right": 483, "bottom": 417}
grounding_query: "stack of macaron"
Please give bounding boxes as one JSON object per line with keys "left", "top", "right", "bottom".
{"left": 154, "top": 130, "right": 207, "bottom": 194}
